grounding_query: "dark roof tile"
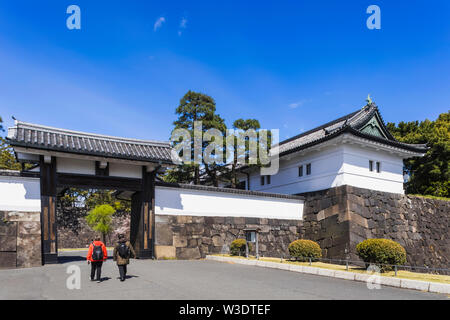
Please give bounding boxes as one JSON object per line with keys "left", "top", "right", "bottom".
{"left": 7, "top": 121, "right": 174, "bottom": 164}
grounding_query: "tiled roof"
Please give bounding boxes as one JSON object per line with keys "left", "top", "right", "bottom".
{"left": 7, "top": 121, "right": 174, "bottom": 164}
{"left": 276, "top": 104, "right": 428, "bottom": 156}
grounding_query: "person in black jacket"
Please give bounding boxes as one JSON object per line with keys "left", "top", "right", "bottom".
{"left": 113, "top": 234, "right": 136, "bottom": 281}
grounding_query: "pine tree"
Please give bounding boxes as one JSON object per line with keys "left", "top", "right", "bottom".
{"left": 171, "top": 90, "right": 226, "bottom": 185}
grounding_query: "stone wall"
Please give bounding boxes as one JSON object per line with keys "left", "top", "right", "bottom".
{"left": 301, "top": 185, "right": 450, "bottom": 269}
{"left": 301, "top": 186, "right": 350, "bottom": 260}
{"left": 57, "top": 215, "right": 130, "bottom": 248}
{"left": 155, "top": 215, "right": 303, "bottom": 259}
{"left": 0, "top": 210, "right": 41, "bottom": 268}
{"left": 346, "top": 186, "right": 449, "bottom": 269}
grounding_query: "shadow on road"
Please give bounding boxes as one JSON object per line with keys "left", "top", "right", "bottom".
{"left": 57, "top": 252, "right": 114, "bottom": 264}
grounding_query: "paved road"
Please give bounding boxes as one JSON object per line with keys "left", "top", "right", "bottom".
{"left": 0, "top": 250, "right": 447, "bottom": 300}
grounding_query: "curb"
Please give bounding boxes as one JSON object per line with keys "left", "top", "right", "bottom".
{"left": 205, "top": 255, "right": 450, "bottom": 295}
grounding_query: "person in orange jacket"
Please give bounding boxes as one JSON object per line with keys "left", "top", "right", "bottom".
{"left": 86, "top": 236, "right": 108, "bottom": 283}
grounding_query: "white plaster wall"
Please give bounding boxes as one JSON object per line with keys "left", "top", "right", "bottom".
{"left": 0, "top": 176, "right": 41, "bottom": 211}
{"left": 57, "top": 157, "right": 95, "bottom": 175}
{"left": 243, "top": 143, "right": 406, "bottom": 195}
{"left": 246, "top": 145, "right": 345, "bottom": 195}
{"left": 341, "top": 144, "right": 405, "bottom": 194}
{"left": 155, "top": 186, "right": 304, "bottom": 220}
{"left": 109, "top": 163, "right": 142, "bottom": 179}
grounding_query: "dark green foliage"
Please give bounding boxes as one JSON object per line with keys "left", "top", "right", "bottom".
{"left": 230, "top": 238, "right": 252, "bottom": 256}
{"left": 0, "top": 116, "right": 21, "bottom": 170}
{"left": 387, "top": 112, "right": 449, "bottom": 197}
{"left": 356, "top": 238, "right": 407, "bottom": 272}
{"left": 171, "top": 90, "right": 227, "bottom": 186}
{"left": 226, "top": 119, "right": 261, "bottom": 188}
{"left": 288, "top": 239, "right": 322, "bottom": 261}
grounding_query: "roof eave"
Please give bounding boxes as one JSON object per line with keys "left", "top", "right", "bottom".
{"left": 8, "top": 140, "right": 174, "bottom": 165}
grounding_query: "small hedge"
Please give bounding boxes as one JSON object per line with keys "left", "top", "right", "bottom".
{"left": 230, "top": 239, "right": 252, "bottom": 256}
{"left": 356, "top": 238, "right": 407, "bottom": 272}
{"left": 288, "top": 239, "right": 322, "bottom": 261}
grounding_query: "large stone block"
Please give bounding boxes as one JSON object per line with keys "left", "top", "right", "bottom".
{"left": 18, "top": 221, "right": 40, "bottom": 235}
{"left": 0, "top": 252, "right": 16, "bottom": 268}
{"left": 176, "top": 215, "right": 192, "bottom": 224}
{"left": 186, "top": 224, "right": 204, "bottom": 234}
{"left": 173, "top": 235, "right": 188, "bottom": 247}
{"left": 212, "top": 234, "right": 224, "bottom": 247}
{"left": 0, "top": 235, "right": 17, "bottom": 251}
{"left": 6, "top": 211, "right": 40, "bottom": 222}
{"left": 16, "top": 234, "right": 42, "bottom": 268}
{"left": 155, "top": 245, "right": 176, "bottom": 259}
{"left": 156, "top": 223, "right": 173, "bottom": 246}
{"left": 0, "top": 221, "right": 17, "bottom": 236}
{"left": 177, "top": 247, "right": 201, "bottom": 259}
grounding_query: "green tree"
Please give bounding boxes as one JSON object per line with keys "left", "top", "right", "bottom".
{"left": 0, "top": 116, "right": 21, "bottom": 170}
{"left": 387, "top": 111, "right": 449, "bottom": 197}
{"left": 85, "top": 204, "right": 115, "bottom": 244}
{"left": 171, "top": 90, "right": 227, "bottom": 186}
{"left": 227, "top": 119, "right": 261, "bottom": 188}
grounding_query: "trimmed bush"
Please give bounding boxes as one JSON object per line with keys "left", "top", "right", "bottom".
{"left": 288, "top": 239, "right": 322, "bottom": 261}
{"left": 356, "top": 238, "right": 407, "bottom": 272}
{"left": 230, "top": 239, "right": 252, "bottom": 256}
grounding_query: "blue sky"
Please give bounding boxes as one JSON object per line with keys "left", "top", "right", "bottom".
{"left": 0, "top": 1, "right": 449, "bottom": 141}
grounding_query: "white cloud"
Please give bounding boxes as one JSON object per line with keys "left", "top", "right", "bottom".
{"left": 178, "top": 17, "right": 188, "bottom": 36}
{"left": 288, "top": 99, "right": 311, "bottom": 109}
{"left": 180, "top": 17, "right": 187, "bottom": 29}
{"left": 154, "top": 17, "right": 165, "bottom": 31}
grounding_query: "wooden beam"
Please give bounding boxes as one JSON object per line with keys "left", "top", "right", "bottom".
{"left": 56, "top": 173, "right": 142, "bottom": 191}
{"left": 95, "top": 161, "right": 109, "bottom": 176}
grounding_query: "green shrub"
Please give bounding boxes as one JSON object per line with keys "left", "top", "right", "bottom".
{"left": 356, "top": 238, "right": 407, "bottom": 272}
{"left": 288, "top": 239, "right": 322, "bottom": 261}
{"left": 230, "top": 239, "right": 252, "bottom": 256}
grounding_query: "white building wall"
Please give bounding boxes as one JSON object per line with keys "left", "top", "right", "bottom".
{"left": 155, "top": 186, "right": 304, "bottom": 220}
{"left": 341, "top": 144, "right": 405, "bottom": 194}
{"left": 243, "top": 142, "right": 406, "bottom": 195}
{"left": 246, "top": 145, "right": 345, "bottom": 195}
{"left": 0, "top": 175, "right": 41, "bottom": 211}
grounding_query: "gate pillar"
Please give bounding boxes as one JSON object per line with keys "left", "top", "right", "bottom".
{"left": 130, "top": 167, "right": 155, "bottom": 259}
{"left": 40, "top": 156, "right": 58, "bottom": 264}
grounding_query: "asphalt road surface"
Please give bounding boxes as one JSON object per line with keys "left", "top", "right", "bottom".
{"left": 0, "top": 250, "right": 447, "bottom": 300}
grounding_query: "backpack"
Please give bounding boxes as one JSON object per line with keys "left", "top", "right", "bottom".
{"left": 91, "top": 243, "right": 104, "bottom": 261}
{"left": 118, "top": 242, "right": 130, "bottom": 259}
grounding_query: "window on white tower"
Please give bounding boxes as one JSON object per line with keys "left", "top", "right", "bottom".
{"left": 369, "top": 160, "right": 374, "bottom": 172}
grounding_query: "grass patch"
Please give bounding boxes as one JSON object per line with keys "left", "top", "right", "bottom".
{"left": 215, "top": 254, "right": 450, "bottom": 284}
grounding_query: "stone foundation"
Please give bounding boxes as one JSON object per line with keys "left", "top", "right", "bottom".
{"left": 0, "top": 210, "right": 41, "bottom": 268}
{"left": 155, "top": 214, "right": 303, "bottom": 259}
{"left": 301, "top": 185, "right": 450, "bottom": 269}
{"left": 57, "top": 215, "right": 130, "bottom": 248}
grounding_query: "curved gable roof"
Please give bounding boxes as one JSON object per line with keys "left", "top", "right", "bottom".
{"left": 277, "top": 104, "right": 428, "bottom": 156}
